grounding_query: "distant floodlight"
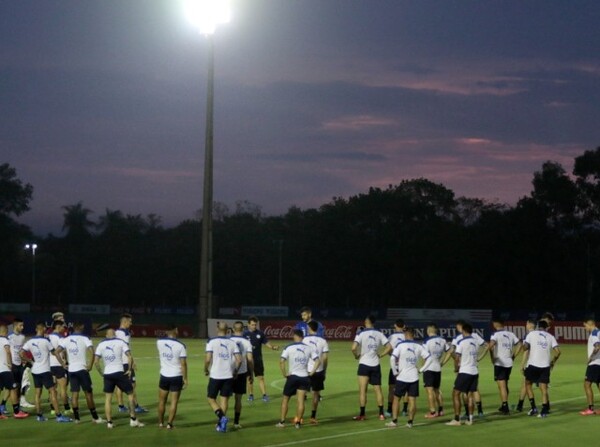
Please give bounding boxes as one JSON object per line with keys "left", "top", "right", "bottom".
{"left": 184, "top": 0, "right": 231, "bottom": 35}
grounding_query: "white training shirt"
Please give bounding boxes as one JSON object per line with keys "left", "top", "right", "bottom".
{"left": 303, "top": 335, "right": 329, "bottom": 373}
{"left": 353, "top": 328, "right": 389, "bottom": 367}
{"left": 48, "top": 332, "right": 64, "bottom": 367}
{"left": 452, "top": 332, "right": 485, "bottom": 348}
{"left": 230, "top": 335, "right": 253, "bottom": 375}
{"left": 60, "top": 334, "right": 93, "bottom": 372}
{"left": 422, "top": 336, "right": 450, "bottom": 372}
{"left": 524, "top": 330, "right": 558, "bottom": 368}
{"left": 8, "top": 332, "right": 25, "bottom": 366}
{"left": 280, "top": 342, "right": 318, "bottom": 377}
{"left": 22, "top": 336, "right": 54, "bottom": 374}
{"left": 388, "top": 331, "right": 406, "bottom": 349}
{"left": 206, "top": 337, "right": 240, "bottom": 380}
{"left": 455, "top": 336, "right": 480, "bottom": 375}
{"left": 490, "top": 329, "right": 520, "bottom": 367}
{"left": 95, "top": 338, "right": 129, "bottom": 375}
{"left": 588, "top": 329, "right": 600, "bottom": 366}
{"left": 115, "top": 328, "right": 131, "bottom": 364}
{"left": 157, "top": 337, "right": 187, "bottom": 377}
{"left": 0, "top": 336, "right": 11, "bottom": 373}
{"left": 391, "top": 341, "right": 430, "bottom": 383}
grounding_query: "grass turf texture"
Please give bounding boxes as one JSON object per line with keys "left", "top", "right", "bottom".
{"left": 1, "top": 339, "right": 596, "bottom": 446}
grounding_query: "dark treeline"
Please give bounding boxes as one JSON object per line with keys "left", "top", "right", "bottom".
{"left": 2, "top": 147, "right": 600, "bottom": 312}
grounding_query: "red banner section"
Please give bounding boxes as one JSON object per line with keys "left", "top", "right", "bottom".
{"left": 260, "top": 320, "right": 360, "bottom": 340}
{"left": 505, "top": 321, "right": 587, "bottom": 344}
{"left": 129, "top": 324, "right": 195, "bottom": 338}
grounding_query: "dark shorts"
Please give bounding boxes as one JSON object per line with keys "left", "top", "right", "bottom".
{"left": 232, "top": 372, "right": 248, "bottom": 395}
{"left": 282, "top": 375, "right": 310, "bottom": 397}
{"left": 525, "top": 366, "right": 550, "bottom": 385}
{"left": 394, "top": 380, "right": 419, "bottom": 398}
{"left": 310, "top": 371, "right": 326, "bottom": 392}
{"left": 207, "top": 378, "right": 233, "bottom": 399}
{"left": 51, "top": 366, "right": 68, "bottom": 379}
{"left": 11, "top": 364, "right": 25, "bottom": 387}
{"left": 494, "top": 366, "right": 512, "bottom": 382}
{"left": 253, "top": 358, "right": 265, "bottom": 377}
{"left": 423, "top": 371, "right": 442, "bottom": 388}
{"left": 103, "top": 371, "right": 134, "bottom": 394}
{"left": 454, "top": 373, "right": 479, "bottom": 393}
{"left": 357, "top": 364, "right": 382, "bottom": 386}
{"left": 585, "top": 365, "right": 600, "bottom": 384}
{"left": 69, "top": 370, "right": 93, "bottom": 393}
{"left": 33, "top": 372, "right": 55, "bottom": 390}
{"left": 159, "top": 375, "right": 184, "bottom": 392}
{"left": 0, "top": 371, "right": 17, "bottom": 390}
{"left": 123, "top": 364, "right": 136, "bottom": 383}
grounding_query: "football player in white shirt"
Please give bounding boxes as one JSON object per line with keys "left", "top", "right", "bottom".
{"left": 115, "top": 313, "right": 147, "bottom": 414}
{"left": 304, "top": 320, "right": 329, "bottom": 424}
{"left": 56, "top": 321, "right": 102, "bottom": 424}
{"left": 581, "top": 318, "right": 600, "bottom": 415}
{"left": 21, "top": 322, "right": 71, "bottom": 423}
{"left": 95, "top": 328, "right": 144, "bottom": 429}
{"left": 422, "top": 323, "right": 450, "bottom": 418}
{"left": 7, "top": 318, "right": 31, "bottom": 409}
{"left": 513, "top": 319, "right": 536, "bottom": 412}
{"left": 488, "top": 318, "right": 521, "bottom": 415}
{"left": 205, "top": 322, "right": 242, "bottom": 433}
{"left": 443, "top": 320, "right": 488, "bottom": 417}
{"left": 229, "top": 321, "right": 253, "bottom": 429}
{"left": 387, "top": 328, "right": 432, "bottom": 428}
{"left": 521, "top": 320, "right": 560, "bottom": 418}
{"left": 351, "top": 315, "right": 390, "bottom": 421}
{"left": 0, "top": 324, "right": 29, "bottom": 419}
{"left": 384, "top": 319, "right": 406, "bottom": 417}
{"left": 157, "top": 324, "right": 187, "bottom": 429}
{"left": 48, "top": 320, "right": 70, "bottom": 416}
{"left": 276, "top": 329, "right": 320, "bottom": 429}
{"left": 445, "top": 324, "right": 485, "bottom": 426}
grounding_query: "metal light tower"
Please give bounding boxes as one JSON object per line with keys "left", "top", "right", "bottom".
{"left": 24, "top": 243, "right": 38, "bottom": 305}
{"left": 184, "top": 0, "right": 231, "bottom": 338}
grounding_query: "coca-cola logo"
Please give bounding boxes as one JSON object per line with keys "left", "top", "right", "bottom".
{"left": 324, "top": 325, "right": 354, "bottom": 339}
{"left": 263, "top": 323, "right": 357, "bottom": 340}
{"left": 263, "top": 325, "right": 295, "bottom": 339}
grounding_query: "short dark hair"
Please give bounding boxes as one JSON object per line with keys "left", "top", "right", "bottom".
{"left": 299, "top": 306, "right": 312, "bottom": 313}
{"left": 395, "top": 319, "right": 405, "bottom": 328}
{"left": 121, "top": 313, "right": 132, "bottom": 320}
{"left": 73, "top": 322, "right": 84, "bottom": 331}
{"left": 492, "top": 317, "right": 504, "bottom": 325}
{"left": 404, "top": 327, "right": 415, "bottom": 337}
{"left": 462, "top": 323, "right": 473, "bottom": 334}
{"left": 293, "top": 329, "right": 304, "bottom": 338}
{"left": 35, "top": 321, "right": 46, "bottom": 329}
{"left": 366, "top": 315, "right": 376, "bottom": 325}
{"left": 52, "top": 320, "right": 65, "bottom": 330}
{"left": 308, "top": 320, "right": 319, "bottom": 332}
{"left": 540, "top": 312, "right": 554, "bottom": 321}
{"left": 13, "top": 317, "right": 23, "bottom": 324}
{"left": 248, "top": 316, "right": 259, "bottom": 324}
{"left": 456, "top": 319, "right": 467, "bottom": 326}
{"left": 537, "top": 320, "right": 548, "bottom": 329}
{"left": 427, "top": 323, "right": 438, "bottom": 331}
{"left": 167, "top": 323, "right": 178, "bottom": 331}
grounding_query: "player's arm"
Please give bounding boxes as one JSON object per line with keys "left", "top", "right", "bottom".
{"left": 86, "top": 346, "right": 95, "bottom": 371}
{"left": 279, "top": 357, "right": 288, "bottom": 378}
{"left": 233, "top": 352, "right": 242, "bottom": 375}
{"left": 19, "top": 348, "right": 31, "bottom": 364}
{"left": 379, "top": 342, "right": 392, "bottom": 358}
{"left": 390, "top": 353, "right": 399, "bottom": 376}
{"left": 204, "top": 352, "right": 212, "bottom": 376}
{"left": 453, "top": 352, "right": 461, "bottom": 372}
{"left": 51, "top": 348, "right": 66, "bottom": 368}
{"left": 181, "top": 357, "right": 188, "bottom": 389}
{"left": 309, "top": 355, "right": 320, "bottom": 376}
{"left": 351, "top": 341, "right": 360, "bottom": 360}
{"left": 511, "top": 340, "right": 522, "bottom": 360}
{"left": 441, "top": 345, "right": 455, "bottom": 367}
{"left": 520, "top": 342, "right": 530, "bottom": 372}
{"left": 265, "top": 341, "right": 279, "bottom": 351}
{"left": 488, "top": 340, "right": 496, "bottom": 363}
{"left": 477, "top": 342, "right": 490, "bottom": 362}
{"left": 246, "top": 352, "right": 254, "bottom": 383}
{"left": 124, "top": 350, "right": 133, "bottom": 375}
{"left": 94, "top": 354, "right": 104, "bottom": 375}
{"left": 321, "top": 352, "right": 329, "bottom": 374}
{"left": 588, "top": 342, "right": 600, "bottom": 364}
{"left": 551, "top": 346, "right": 561, "bottom": 368}
{"left": 4, "top": 345, "right": 11, "bottom": 368}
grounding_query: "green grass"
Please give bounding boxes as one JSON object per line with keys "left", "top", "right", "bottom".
{"left": 1, "top": 339, "right": 596, "bottom": 446}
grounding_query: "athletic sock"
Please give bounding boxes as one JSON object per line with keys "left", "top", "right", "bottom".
{"left": 438, "top": 406, "right": 443, "bottom": 413}
{"left": 408, "top": 419, "right": 413, "bottom": 424}
{"left": 234, "top": 412, "right": 240, "bottom": 424}
{"left": 378, "top": 405, "right": 384, "bottom": 415}
{"left": 13, "top": 404, "right": 20, "bottom": 414}
{"left": 359, "top": 406, "right": 366, "bottom": 416}
{"left": 392, "top": 418, "right": 398, "bottom": 423}
{"left": 90, "top": 408, "right": 99, "bottom": 419}
{"left": 387, "top": 402, "right": 392, "bottom": 413}
{"left": 529, "top": 398, "right": 536, "bottom": 409}
{"left": 215, "top": 409, "right": 225, "bottom": 420}
{"left": 463, "top": 402, "right": 469, "bottom": 415}
{"left": 311, "top": 410, "right": 316, "bottom": 418}
{"left": 1, "top": 399, "right": 6, "bottom": 406}
{"left": 454, "top": 414, "right": 460, "bottom": 422}
{"left": 73, "top": 407, "right": 80, "bottom": 420}
{"left": 542, "top": 403, "right": 549, "bottom": 414}
{"left": 402, "top": 402, "right": 408, "bottom": 413}
{"left": 589, "top": 405, "right": 595, "bottom": 411}
{"left": 130, "top": 416, "right": 137, "bottom": 421}
{"left": 64, "top": 403, "right": 70, "bottom": 411}
{"left": 476, "top": 401, "right": 483, "bottom": 413}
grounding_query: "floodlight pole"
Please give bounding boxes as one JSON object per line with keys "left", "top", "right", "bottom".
{"left": 199, "top": 36, "right": 215, "bottom": 339}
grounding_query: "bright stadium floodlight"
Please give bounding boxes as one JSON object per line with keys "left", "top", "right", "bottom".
{"left": 184, "top": 0, "right": 231, "bottom": 35}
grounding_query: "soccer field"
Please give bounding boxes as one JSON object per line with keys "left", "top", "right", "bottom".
{"left": 2, "top": 339, "right": 596, "bottom": 446}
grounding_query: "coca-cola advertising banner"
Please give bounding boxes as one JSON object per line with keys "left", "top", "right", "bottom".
{"left": 505, "top": 321, "right": 587, "bottom": 344}
{"left": 207, "top": 318, "right": 358, "bottom": 340}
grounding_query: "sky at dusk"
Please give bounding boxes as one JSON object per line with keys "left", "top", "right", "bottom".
{"left": 2, "top": 0, "right": 600, "bottom": 235}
